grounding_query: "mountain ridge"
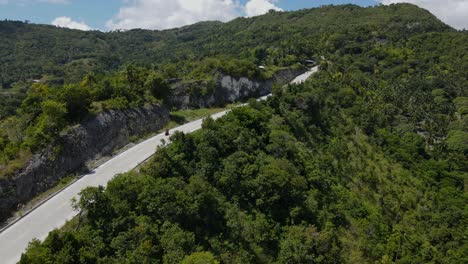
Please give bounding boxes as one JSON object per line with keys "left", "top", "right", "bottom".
{"left": 0, "top": 3, "right": 452, "bottom": 88}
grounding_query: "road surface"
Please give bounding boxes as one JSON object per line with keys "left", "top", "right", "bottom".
{"left": 291, "top": 66, "right": 318, "bottom": 84}
{"left": 0, "top": 66, "right": 318, "bottom": 264}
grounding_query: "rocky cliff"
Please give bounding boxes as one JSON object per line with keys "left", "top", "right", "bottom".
{"left": 0, "top": 67, "right": 304, "bottom": 223}
{"left": 0, "top": 104, "right": 169, "bottom": 222}
{"left": 169, "top": 67, "right": 305, "bottom": 109}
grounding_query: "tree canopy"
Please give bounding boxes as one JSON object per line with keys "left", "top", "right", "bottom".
{"left": 17, "top": 3, "right": 468, "bottom": 263}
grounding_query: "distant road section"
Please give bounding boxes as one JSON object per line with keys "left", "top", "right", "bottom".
{"left": 291, "top": 66, "right": 318, "bottom": 84}
{"left": 0, "top": 66, "right": 318, "bottom": 264}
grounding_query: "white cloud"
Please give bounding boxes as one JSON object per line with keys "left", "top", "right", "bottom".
{"left": 107, "top": 0, "right": 284, "bottom": 30}
{"left": 107, "top": 0, "right": 241, "bottom": 30}
{"left": 52, "top": 16, "right": 92, "bottom": 31}
{"left": 245, "top": 0, "right": 282, "bottom": 17}
{"left": 380, "top": 0, "right": 468, "bottom": 30}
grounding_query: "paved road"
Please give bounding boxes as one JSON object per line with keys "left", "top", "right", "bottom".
{"left": 291, "top": 66, "right": 318, "bottom": 84}
{"left": 0, "top": 66, "right": 318, "bottom": 264}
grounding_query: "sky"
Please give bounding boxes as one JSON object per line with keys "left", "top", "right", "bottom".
{"left": 0, "top": 0, "right": 466, "bottom": 31}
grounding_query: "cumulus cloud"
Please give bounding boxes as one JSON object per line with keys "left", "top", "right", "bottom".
{"left": 245, "top": 0, "right": 282, "bottom": 17}
{"left": 107, "top": 0, "right": 284, "bottom": 30}
{"left": 52, "top": 16, "right": 92, "bottom": 31}
{"left": 380, "top": 0, "right": 468, "bottom": 30}
{"left": 107, "top": 0, "right": 241, "bottom": 30}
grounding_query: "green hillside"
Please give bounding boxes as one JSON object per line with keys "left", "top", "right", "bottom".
{"left": 2, "top": 3, "right": 458, "bottom": 178}
{"left": 0, "top": 3, "right": 450, "bottom": 89}
{"left": 13, "top": 3, "right": 468, "bottom": 264}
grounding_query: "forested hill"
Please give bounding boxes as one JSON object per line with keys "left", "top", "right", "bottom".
{"left": 0, "top": 3, "right": 461, "bottom": 176}
{"left": 0, "top": 3, "right": 451, "bottom": 88}
{"left": 12, "top": 2, "right": 468, "bottom": 264}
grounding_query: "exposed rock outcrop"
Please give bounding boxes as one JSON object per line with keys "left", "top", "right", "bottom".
{"left": 0, "top": 104, "right": 169, "bottom": 222}
{"left": 169, "top": 67, "right": 305, "bottom": 109}
{"left": 0, "top": 66, "right": 304, "bottom": 223}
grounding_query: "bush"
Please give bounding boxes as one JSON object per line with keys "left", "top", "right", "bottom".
{"left": 181, "top": 252, "right": 219, "bottom": 264}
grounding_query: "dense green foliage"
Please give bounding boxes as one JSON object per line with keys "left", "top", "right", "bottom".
{"left": 0, "top": 3, "right": 450, "bottom": 90}
{"left": 0, "top": 3, "right": 456, "bottom": 178}
{"left": 17, "top": 4, "right": 467, "bottom": 264}
{"left": 0, "top": 66, "right": 155, "bottom": 177}
{"left": 0, "top": 55, "right": 280, "bottom": 178}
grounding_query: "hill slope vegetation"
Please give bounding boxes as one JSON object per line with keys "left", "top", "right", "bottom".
{"left": 2, "top": 3, "right": 467, "bottom": 264}
{"left": 0, "top": 4, "right": 458, "bottom": 179}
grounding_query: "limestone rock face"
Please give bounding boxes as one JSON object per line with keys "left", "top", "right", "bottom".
{"left": 0, "top": 104, "right": 169, "bottom": 222}
{"left": 169, "top": 67, "right": 305, "bottom": 109}
{"left": 0, "top": 67, "right": 304, "bottom": 223}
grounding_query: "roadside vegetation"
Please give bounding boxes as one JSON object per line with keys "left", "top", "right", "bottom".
{"left": 0, "top": 3, "right": 456, "bottom": 179}
{"left": 0, "top": 58, "right": 270, "bottom": 179}
{"left": 15, "top": 3, "right": 468, "bottom": 264}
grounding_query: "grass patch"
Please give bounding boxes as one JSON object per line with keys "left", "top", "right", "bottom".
{"left": 0, "top": 150, "right": 32, "bottom": 179}
{"left": 164, "top": 104, "right": 239, "bottom": 131}
{"left": 133, "top": 106, "right": 232, "bottom": 142}
{"left": 61, "top": 215, "right": 82, "bottom": 232}
{"left": 171, "top": 107, "right": 227, "bottom": 123}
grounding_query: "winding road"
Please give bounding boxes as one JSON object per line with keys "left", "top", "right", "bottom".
{"left": 0, "top": 66, "right": 318, "bottom": 264}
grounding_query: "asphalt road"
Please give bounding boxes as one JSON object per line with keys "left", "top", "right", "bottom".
{"left": 0, "top": 66, "right": 318, "bottom": 264}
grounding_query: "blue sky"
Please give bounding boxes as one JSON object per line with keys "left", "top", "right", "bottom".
{"left": 0, "top": 0, "right": 465, "bottom": 30}
{"left": 0, "top": 0, "right": 377, "bottom": 30}
{"left": 0, "top": 0, "right": 116, "bottom": 29}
